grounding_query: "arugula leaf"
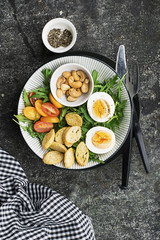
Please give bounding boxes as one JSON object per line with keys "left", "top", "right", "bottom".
{"left": 60, "top": 107, "right": 69, "bottom": 121}
{"left": 41, "top": 69, "right": 53, "bottom": 87}
{"left": 27, "top": 123, "right": 37, "bottom": 138}
{"left": 101, "top": 74, "right": 118, "bottom": 93}
{"left": 92, "top": 70, "right": 99, "bottom": 85}
{"left": 12, "top": 119, "right": 36, "bottom": 139}
{"left": 79, "top": 105, "right": 94, "bottom": 123}
{"left": 30, "top": 86, "right": 50, "bottom": 102}
{"left": 12, "top": 118, "right": 28, "bottom": 131}
{"left": 23, "top": 89, "right": 31, "bottom": 106}
{"left": 116, "top": 71, "right": 128, "bottom": 100}
{"left": 36, "top": 132, "right": 47, "bottom": 143}
{"left": 13, "top": 114, "right": 32, "bottom": 124}
{"left": 88, "top": 151, "right": 104, "bottom": 164}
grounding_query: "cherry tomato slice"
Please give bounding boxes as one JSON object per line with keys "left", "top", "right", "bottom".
{"left": 49, "top": 93, "right": 63, "bottom": 108}
{"left": 33, "top": 121, "right": 53, "bottom": 133}
{"left": 41, "top": 103, "right": 60, "bottom": 117}
{"left": 28, "top": 92, "right": 38, "bottom": 107}
{"left": 23, "top": 106, "right": 41, "bottom": 121}
{"left": 41, "top": 116, "right": 60, "bottom": 123}
{"left": 35, "top": 100, "right": 48, "bottom": 117}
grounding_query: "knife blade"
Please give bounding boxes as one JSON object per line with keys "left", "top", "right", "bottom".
{"left": 115, "top": 45, "right": 127, "bottom": 81}
{"left": 116, "top": 45, "right": 133, "bottom": 188}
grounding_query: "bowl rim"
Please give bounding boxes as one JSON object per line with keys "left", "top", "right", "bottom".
{"left": 50, "top": 63, "right": 94, "bottom": 107}
{"left": 42, "top": 18, "right": 77, "bottom": 53}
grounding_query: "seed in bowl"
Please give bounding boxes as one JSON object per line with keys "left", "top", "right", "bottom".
{"left": 56, "top": 70, "right": 90, "bottom": 101}
{"left": 48, "top": 28, "right": 72, "bottom": 48}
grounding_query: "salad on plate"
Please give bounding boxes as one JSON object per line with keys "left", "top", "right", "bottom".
{"left": 13, "top": 68, "right": 127, "bottom": 168}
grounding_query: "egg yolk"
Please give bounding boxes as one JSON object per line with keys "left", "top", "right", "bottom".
{"left": 92, "top": 99, "right": 110, "bottom": 119}
{"left": 92, "top": 131, "right": 112, "bottom": 149}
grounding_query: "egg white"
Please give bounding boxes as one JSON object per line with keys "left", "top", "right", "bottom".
{"left": 87, "top": 92, "right": 115, "bottom": 122}
{"left": 86, "top": 126, "right": 116, "bottom": 154}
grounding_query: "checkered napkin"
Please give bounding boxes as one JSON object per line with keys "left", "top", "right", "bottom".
{"left": 0, "top": 148, "right": 95, "bottom": 240}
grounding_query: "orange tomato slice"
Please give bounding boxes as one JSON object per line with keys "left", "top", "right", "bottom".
{"left": 41, "top": 116, "right": 60, "bottom": 123}
{"left": 35, "top": 100, "right": 47, "bottom": 117}
{"left": 23, "top": 106, "right": 41, "bottom": 121}
{"left": 49, "top": 92, "right": 63, "bottom": 108}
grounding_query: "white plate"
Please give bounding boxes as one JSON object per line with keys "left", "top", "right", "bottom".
{"left": 18, "top": 56, "right": 131, "bottom": 169}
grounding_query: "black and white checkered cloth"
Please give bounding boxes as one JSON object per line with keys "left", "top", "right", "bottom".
{"left": 0, "top": 148, "right": 95, "bottom": 240}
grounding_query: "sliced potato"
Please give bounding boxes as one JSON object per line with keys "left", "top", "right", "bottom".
{"left": 42, "top": 129, "right": 55, "bottom": 150}
{"left": 64, "top": 148, "right": 75, "bottom": 168}
{"left": 65, "top": 113, "right": 83, "bottom": 127}
{"left": 63, "top": 126, "right": 81, "bottom": 147}
{"left": 43, "top": 151, "right": 63, "bottom": 165}
{"left": 75, "top": 142, "right": 89, "bottom": 166}
{"left": 50, "top": 142, "right": 67, "bottom": 153}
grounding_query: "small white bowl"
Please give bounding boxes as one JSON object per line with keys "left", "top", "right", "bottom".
{"left": 42, "top": 18, "right": 77, "bottom": 53}
{"left": 50, "top": 63, "right": 94, "bottom": 107}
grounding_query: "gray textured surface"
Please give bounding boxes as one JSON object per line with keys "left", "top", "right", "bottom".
{"left": 0, "top": 0, "right": 160, "bottom": 239}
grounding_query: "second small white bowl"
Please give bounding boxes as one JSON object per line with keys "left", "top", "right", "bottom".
{"left": 50, "top": 63, "right": 94, "bottom": 107}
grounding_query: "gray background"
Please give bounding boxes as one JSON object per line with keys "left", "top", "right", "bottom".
{"left": 0, "top": 0, "right": 160, "bottom": 239}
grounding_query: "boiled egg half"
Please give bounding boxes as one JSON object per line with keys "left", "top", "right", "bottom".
{"left": 86, "top": 126, "right": 115, "bottom": 154}
{"left": 87, "top": 92, "right": 115, "bottom": 122}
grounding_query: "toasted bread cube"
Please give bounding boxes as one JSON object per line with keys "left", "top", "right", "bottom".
{"left": 42, "top": 129, "right": 55, "bottom": 150}
{"left": 64, "top": 148, "right": 75, "bottom": 168}
{"left": 55, "top": 127, "right": 67, "bottom": 144}
{"left": 65, "top": 113, "right": 83, "bottom": 127}
{"left": 63, "top": 126, "right": 81, "bottom": 147}
{"left": 43, "top": 151, "right": 63, "bottom": 165}
{"left": 50, "top": 142, "right": 67, "bottom": 153}
{"left": 75, "top": 142, "right": 89, "bottom": 166}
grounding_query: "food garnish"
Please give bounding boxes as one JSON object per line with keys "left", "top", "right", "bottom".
{"left": 13, "top": 67, "right": 127, "bottom": 167}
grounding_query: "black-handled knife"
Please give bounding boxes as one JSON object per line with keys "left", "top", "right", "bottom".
{"left": 116, "top": 45, "right": 133, "bottom": 188}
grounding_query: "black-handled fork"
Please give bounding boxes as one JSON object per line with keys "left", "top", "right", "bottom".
{"left": 126, "top": 62, "right": 151, "bottom": 173}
